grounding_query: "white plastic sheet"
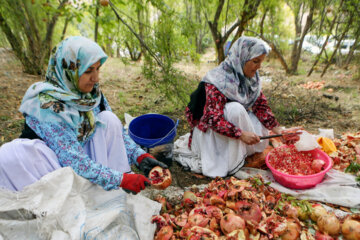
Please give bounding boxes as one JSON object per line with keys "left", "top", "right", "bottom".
{"left": 234, "top": 167, "right": 360, "bottom": 209}
{"left": 0, "top": 167, "right": 161, "bottom": 240}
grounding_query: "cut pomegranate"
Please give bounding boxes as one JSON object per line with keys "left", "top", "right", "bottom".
{"left": 268, "top": 145, "right": 325, "bottom": 175}
{"left": 149, "top": 166, "right": 172, "bottom": 190}
{"left": 311, "top": 159, "right": 325, "bottom": 173}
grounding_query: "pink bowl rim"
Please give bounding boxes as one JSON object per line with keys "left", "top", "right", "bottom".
{"left": 265, "top": 145, "right": 333, "bottom": 179}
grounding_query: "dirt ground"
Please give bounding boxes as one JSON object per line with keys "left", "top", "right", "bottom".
{"left": 0, "top": 48, "right": 359, "bottom": 189}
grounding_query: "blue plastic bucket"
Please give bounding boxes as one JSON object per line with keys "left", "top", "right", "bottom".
{"left": 128, "top": 114, "right": 179, "bottom": 148}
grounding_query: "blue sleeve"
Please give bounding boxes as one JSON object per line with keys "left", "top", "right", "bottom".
{"left": 26, "top": 115, "right": 123, "bottom": 190}
{"left": 122, "top": 128, "right": 146, "bottom": 166}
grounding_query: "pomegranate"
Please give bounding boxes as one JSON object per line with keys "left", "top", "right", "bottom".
{"left": 280, "top": 218, "right": 301, "bottom": 240}
{"left": 341, "top": 216, "right": 360, "bottom": 240}
{"left": 100, "top": 0, "right": 109, "bottom": 6}
{"left": 155, "top": 195, "right": 167, "bottom": 212}
{"left": 237, "top": 202, "right": 262, "bottom": 224}
{"left": 311, "top": 159, "right": 325, "bottom": 173}
{"left": 317, "top": 213, "right": 341, "bottom": 236}
{"left": 151, "top": 215, "right": 167, "bottom": 231}
{"left": 315, "top": 231, "right": 334, "bottom": 240}
{"left": 210, "top": 194, "right": 226, "bottom": 206}
{"left": 188, "top": 213, "right": 209, "bottom": 227}
{"left": 310, "top": 204, "right": 328, "bottom": 222}
{"left": 226, "top": 229, "right": 249, "bottom": 239}
{"left": 155, "top": 225, "right": 173, "bottom": 240}
{"left": 187, "top": 226, "right": 218, "bottom": 239}
{"left": 220, "top": 213, "right": 245, "bottom": 235}
{"left": 174, "top": 213, "right": 188, "bottom": 227}
{"left": 183, "top": 191, "right": 197, "bottom": 203}
{"left": 283, "top": 203, "right": 299, "bottom": 219}
{"left": 149, "top": 166, "right": 172, "bottom": 190}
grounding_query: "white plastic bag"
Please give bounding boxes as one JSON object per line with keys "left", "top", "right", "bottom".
{"left": 124, "top": 113, "right": 136, "bottom": 130}
{"left": 0, "top": 167, "right": 161, "bottom": 240}
{"left": 318, "top": 128, "right": 335, "bottom": 139}
{"left": 294, "top": 130, "right": 320, "bottom": 151}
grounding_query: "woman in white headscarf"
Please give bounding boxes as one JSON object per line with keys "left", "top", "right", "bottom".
{"left": 182, "top": 36, "right": 285, "bottom": 177}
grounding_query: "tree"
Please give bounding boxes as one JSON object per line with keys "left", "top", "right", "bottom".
{"left": 286, "top": 0, "right": 316, "bottom": 74}
{"left": 245, "top": 0, "right": 292, "bottom": 73}
{"left": 182, "top": 0, "right": 209, "bottom": 53}
{"left": 307, "top": 0, "right": 344, "bottom": 77}
{"left": 0, "top": 0, "right": 69, "bottom": 75}
{"left": 203, "top": 0, "right": 262, "bottom": 64}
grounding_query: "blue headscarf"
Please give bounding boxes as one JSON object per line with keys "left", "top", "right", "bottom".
{"left": 202, "top": 36, "right": 271, "bottom": 110}
{"left": 19, "top": 36, "right": 108, "bottom": 141}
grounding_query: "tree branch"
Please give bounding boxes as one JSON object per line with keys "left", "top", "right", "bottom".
{"left": 109, "top": 1, "right": 164, "bottom": 68}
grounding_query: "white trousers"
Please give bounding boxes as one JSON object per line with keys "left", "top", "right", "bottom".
{"left": 174, "top": 102, "right": 268, "bottom": 177}
{"left": 0, "top": 111, "right": 130, "bottom": 191}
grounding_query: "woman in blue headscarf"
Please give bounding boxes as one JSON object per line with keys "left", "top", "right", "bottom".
{"left": 0, "top": 36, "right": 167, "bottom": 193}
{"left": 176, "top": 36, "right": 292, "bottom": 177}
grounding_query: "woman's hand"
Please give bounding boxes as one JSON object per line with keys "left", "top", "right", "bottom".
{"left": 272, "top": 126, "right": 303, "bottom": 145}
{"left": 138, "top": 157, "right": 168, "bottom": 177}
{"left": 240, "top": 131, "right": 260, "bottom": 145}
{"left": 120, "top": 173, "right": 150, "bottom": 194}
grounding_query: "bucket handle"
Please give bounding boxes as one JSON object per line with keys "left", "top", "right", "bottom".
{"left": 146, "top": 119, "right": 179, "bottom": 148}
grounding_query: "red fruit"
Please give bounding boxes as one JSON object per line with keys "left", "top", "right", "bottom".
{"left": 280, "top": 218, "right": 301, "bottom": 240}
{"left": 315, "top": 231, "right": 334, "bottom": 240}
{"left": 187, "top": 226, "right": 218, "bottom": 239}
{"left": 155, "top": 225, "right": 173, "bottom": 240}
{"left": 342, "top": 216, "right": 360, "bottom": 240}
{"left": 237, "top": 202, "right": 262, "bottom": 224}
{"left": 220, "top": 213, "right": 245, "bottom": 235}
{"left": 149, "top": 166, "right": 172, "bottom": 190}
{"left": 312, "top": 159, "right": 325, "bottom": 173}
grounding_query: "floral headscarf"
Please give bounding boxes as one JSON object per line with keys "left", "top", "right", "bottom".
{"left": 19, "top": 36, "right": 108, "bottom": 141}
{"left": 202, "top": 36, "right": 271, "bottom": 110}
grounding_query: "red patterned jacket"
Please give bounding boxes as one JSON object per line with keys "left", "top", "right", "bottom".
{"left": 185, "top": 83, "right": 279, "bottom": 147}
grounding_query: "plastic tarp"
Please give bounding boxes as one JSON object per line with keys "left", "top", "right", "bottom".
{"left": 0, "top": 167, "right": 161, "bottom": 240}
{"left": 234, "top": 167, "right": 360, "bottom": 209}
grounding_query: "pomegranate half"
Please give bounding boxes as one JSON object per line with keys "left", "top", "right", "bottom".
{"left": 149, "top": 166, "right": 172, "bottom": 190}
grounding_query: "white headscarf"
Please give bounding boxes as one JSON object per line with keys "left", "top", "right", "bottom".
{"left": 202, "top": 36, "right": 271, "bottom": 110}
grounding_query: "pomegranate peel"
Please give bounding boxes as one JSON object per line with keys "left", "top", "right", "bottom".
{"left": 149, "top": 166, "right": 172, "bottom": 190}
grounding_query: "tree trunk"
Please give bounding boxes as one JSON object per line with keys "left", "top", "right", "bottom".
{"left": 61, "top": 16, "right": 70, "bottom": 41}
{"left": 207, "top": 0, "right": 261, "bottom": 64}
{"left": 289, "top": 1, "right": 315, "bottom": 74}
{"left": 0, "top": 11, "right": 34, "bottom": 73}
{"left": 137, "top": 0, "right": 146, "bottom": 59}
{"left": 94, "top": 0, "right": 99, "bottom": 43}
{"left": 246, "top": 27, "right": 290, "bottom": 74}
{"left": 343, "top": 33, "right": 359, "bottom": 69}
{"left": 308, "top": 0, "right": 343, "bottom": 76}
{"left": 0, "top": 0, "right": 68, "bottom": 75}
{"left": 231, "top": 0, "right": 261, "bottom": 43}
{"left": 321, "top": 14, "right": 354, "bottom": 77}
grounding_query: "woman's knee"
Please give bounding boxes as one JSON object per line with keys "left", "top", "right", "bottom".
{"left": 0, "top": 139, "right": 55, "bottom": 168}
{"left": 224, "top": 102, "right": 248, "bottom": 123}
{"left": 97, "top": 111, "right": 123, "bottom": 130}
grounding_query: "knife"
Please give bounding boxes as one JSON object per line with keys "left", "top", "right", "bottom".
{"left": 260, "top": 131, "right": 302, "bottom": 140}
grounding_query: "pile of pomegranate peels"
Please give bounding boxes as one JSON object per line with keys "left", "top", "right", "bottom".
{"left": 329, "top": 132, "right": 360, "bottom": 172}
{"left": 151, "top": 175, "right": 360, "bottom": 240}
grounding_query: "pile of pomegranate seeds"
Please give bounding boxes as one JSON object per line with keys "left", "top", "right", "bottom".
{"left": 268, "top": 145, "right": 321, "bottom": 175}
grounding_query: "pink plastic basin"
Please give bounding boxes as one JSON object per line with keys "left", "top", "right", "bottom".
{"left": 265, "top": 146, "right": 333, "bottom": 190}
